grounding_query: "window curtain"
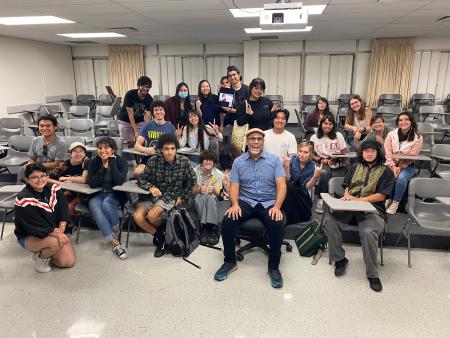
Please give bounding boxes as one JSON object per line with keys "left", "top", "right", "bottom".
{"left": 108, "top": 45, "right": 144, "bottom": 98}
{"left": 366, "top": 38, "right": 415, "bottom": 108}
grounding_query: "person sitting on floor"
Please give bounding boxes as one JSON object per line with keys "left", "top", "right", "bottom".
{"left": 87, "top": 137, "right": 128, "bottom": 260}
{"left": 325, "top": 139, "right": 394, "bottom": 292}
{"left": 192, "top": 149, "right": 223, "bottom": 246}
{"left": 134, "top": 133, "right": 196, "bottom": 258}
{"left": 134, "top": 100, "right": 176, "bottom": 177}
{"left": 47, "top": 142, "right": 89, "bottom": 226}
{"left": 214, "top": 128, "right": 287, "bottom": 289}
{"left": 14, "top": 163, "right": 76, "bottom": 273}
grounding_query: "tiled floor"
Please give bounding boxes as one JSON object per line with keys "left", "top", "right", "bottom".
{"left": 0, "top": 222, "right": 449, "bottom": 338}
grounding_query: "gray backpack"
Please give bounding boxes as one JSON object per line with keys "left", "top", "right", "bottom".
{"left": 165, "top": 208, "right": 201, "bottom": 268}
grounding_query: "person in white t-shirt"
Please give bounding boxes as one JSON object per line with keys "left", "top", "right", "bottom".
{"left": 264, "top": 108, "right": 297, "bottom": 162}
{"left": 310, "top": 115, "right": 348, "bottom": 213}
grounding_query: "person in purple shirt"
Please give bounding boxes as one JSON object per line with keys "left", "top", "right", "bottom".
{"left": 213, "top": 128, "right": 287, "bottom": 288}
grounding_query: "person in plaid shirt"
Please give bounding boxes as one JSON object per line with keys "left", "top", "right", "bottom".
{"left": 135, "top": 133, "right": 196, "bottom": 257}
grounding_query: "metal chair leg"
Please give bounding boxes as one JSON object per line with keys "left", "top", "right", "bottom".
{"left": 0, "top": 208, "right": 7, "bottom": 239}
{"left": 75, "top": 213, "right": 82, "bottom": 244}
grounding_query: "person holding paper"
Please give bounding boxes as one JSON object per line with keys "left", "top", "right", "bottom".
{"left": 325, "top": 139, "right": 394, "bottom": 292}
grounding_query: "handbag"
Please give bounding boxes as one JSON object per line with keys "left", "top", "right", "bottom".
{"left": 294, "top": 221, "right": 327, "bottom": 257}
{"left": 231, "top": 121, "right": 248, "bottom": 152}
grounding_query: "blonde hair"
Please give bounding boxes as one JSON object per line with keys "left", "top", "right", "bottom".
{"left": 297, "top": 141, "right": 314, "bottom": 160}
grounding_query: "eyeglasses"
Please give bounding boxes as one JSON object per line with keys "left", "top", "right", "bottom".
{"left": 28, "top": 174, "right": 47, "bottom": 181}
{"left": 43, "top": 144, "right": 48, "bottom": 157}
{"left": 247, "top": 136, "right": 264, "bottom": 142}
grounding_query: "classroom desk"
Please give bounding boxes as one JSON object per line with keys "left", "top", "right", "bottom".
{"left": 0, "top": 146, "right": 11, "bottom": 151}
{"left": 122, "top": 148, "right": 147, "bottom": 156}
{"left": 330, "top": 152, "right": 357, "bottom": 158}
{"left": 8, "top": 109, "right": 39, "bottom": 123}
{"left": 61, "top": 182, "right": 102, "bottom": 194}
{"left": 436, "top": 197, "right": 450, "bottom": 206}
{"left": 320, "top": 193, "right": 377, "bottom": 213}
{"left": 113, "top": 180, "right": 149, "bottom": 195}
{"left": 393, "top": 154, "right": 432, "bottom": 175}
{"left": 0, "top": 184, "right": 25, "bottom": 194}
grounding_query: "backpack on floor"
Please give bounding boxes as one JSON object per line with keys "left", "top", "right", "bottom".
{"left": 294, "top": 221, "right": 327, "bottom": 257}
{"left": 165, "top": 208, "right": 201, "bottom": 268}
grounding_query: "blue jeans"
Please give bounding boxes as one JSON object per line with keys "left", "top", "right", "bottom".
{"left": 88, "top": 191, "right": 120, "bottom": 242}
{"left": 393, "top": 165, "right": 416, "bottom": 202}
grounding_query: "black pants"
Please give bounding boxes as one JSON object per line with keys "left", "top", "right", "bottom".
{"left": 221, "top": 200, "right": 284, "bottom": 270}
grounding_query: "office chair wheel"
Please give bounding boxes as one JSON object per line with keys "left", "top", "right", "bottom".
{"left": 286, "top": 244, "right": 293, "bottom": 252}
{"left": 234, "top": 238, "right": 241, "bottom": 245}
{"left": 236, "top": 254, "right": 244, "bottom": 262}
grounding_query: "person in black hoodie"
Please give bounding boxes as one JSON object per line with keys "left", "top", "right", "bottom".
{"left": 87, "top": 137, "right": 128, "bottom": 260}
{"left": 15, "top": 163, "right": 76, "bottom": 273}
{"left": 236, "top": 78, "right": 278, "bottom": 131}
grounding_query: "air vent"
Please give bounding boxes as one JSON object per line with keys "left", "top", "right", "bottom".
{"left": 65, "top": 41, "right": 99, "bottom": 44}
{"left": 436, "top": 16, "right": 450, "bottom": 23}
{"left": 108, "top": 27, "right": 139, "bottom": 35}
{"left": 250, "top": 35, "right": 279, "bottom": 40}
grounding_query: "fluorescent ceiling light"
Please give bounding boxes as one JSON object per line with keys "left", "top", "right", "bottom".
{"left": 245, "top": 26, "right": 313, "bottom": 34}
{"left": 58, "top": 32, "right": 126, "bottom": 38}
{"left": 230, "top": 5, "right": 326, "bottom": 18}
{"left": 0, "top": 16, "right": 74, "bottom": 25}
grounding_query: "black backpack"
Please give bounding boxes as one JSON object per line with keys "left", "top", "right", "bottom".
{"left": 165, "top": 208, "right": 201, "bottom": 268}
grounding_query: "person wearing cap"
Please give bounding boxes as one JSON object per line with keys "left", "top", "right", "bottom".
{"left": 324, "top": 139, "right": 394, "bottom": 292}
{"left": 47, "top": 141, "right": 89, "bottom": 222}
{"left": 214, "top": 128, "right": 287, "bottom": 289}
{"left": 118, "top": 75, "right": 154, "bottom": 148}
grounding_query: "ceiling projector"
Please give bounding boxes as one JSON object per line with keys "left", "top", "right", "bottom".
{"left": 260, "top": 1, "right": 308, "bottom": 30}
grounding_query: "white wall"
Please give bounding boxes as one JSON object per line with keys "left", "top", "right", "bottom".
{"left": 0, "top": 36, "right": 75, "bottom": 117}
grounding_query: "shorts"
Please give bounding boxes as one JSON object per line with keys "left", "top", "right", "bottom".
{"left": 18, "top": 237, "right": 29, "bottom": 250}
{"left": 137, "top": 197, "right": 176, "bottom": 211}
{"left": 118, "top": 120, "right": 145, "bottom": 142}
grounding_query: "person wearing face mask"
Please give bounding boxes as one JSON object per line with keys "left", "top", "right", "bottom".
{"left": 165, "top": 82, "right": 193, "bottom": 127}
{"left": 324, "top": 140, "right": 394, "bottom": 292}
{"left": 118, "top": 76, "right": 153, "bottom": 148}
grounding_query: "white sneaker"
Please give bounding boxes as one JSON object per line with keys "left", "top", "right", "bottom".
{"left": 33, "top": 253, "right": 51, "bottom": 273}
{"left": 386, "top": 201, "right": 399, "bottom": 215}
{"left": 315, "top": 199, "right": 324, "bottom": 214}
{"left": 385, "top": 199, "right": 392, "bottom": 208}
{"left": 112, "top": 243, "right": 128, "bottom": 260}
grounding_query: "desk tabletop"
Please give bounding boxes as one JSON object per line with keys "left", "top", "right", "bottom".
{"left": 330, "top": 152, "right": 357, "bottom": 158}
{"left": 113, "top": 180, "right": 149, "bottom": 194}
{"left": 0, "top": 184, "right": 25, "bottom": 194}
{"left": 320, "top": 193, "right": 377, "bottom": 212}
{"left": 436, "top": 197, "right": 450, "bottom": 206}
{"left": 61, "top": 182, "right": 101, "bottom": 194}
{"left": 394, "top": 154, "right": 432, "bottom": 161}
{"left": 177, "top": 148, "right": 200, "bottom": 156}
{"left": 122, "top": 148, "right": 147, "bottom": 156}
{"left": 0, "top": 145, "right": 11, "bottom": 151}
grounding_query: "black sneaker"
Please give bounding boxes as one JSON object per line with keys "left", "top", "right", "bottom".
{"left": 207, "top": 231, "right": 220, "bottom": 246}
{"left": 154, "top": 241, "right": 166, "bottom": 258}
{"left": 200, "top": 229, "right": 208, "bottom": 246}
{"left": 112, "top": 243, "right": 128, "bottom": 260}
{"left": 368, "top": 277, "right": 383, "bottom": 292}
{"left": 214, "top": 262, "right": 237, "bottom": 281}
{"left": 268, "top": 269, "right": 284, "bottom": 289}
{"left": 334, "top": 257, "right": 348, "bottom": 277}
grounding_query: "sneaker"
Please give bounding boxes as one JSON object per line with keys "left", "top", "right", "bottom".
{"left": 207, "top": 232, "right": 220, "bottom": 246}
{"left": 334, "top": 257, "right": 348, "bottom": 277}
{"left": 200, "top": 229, "right": 209, "bottom": 246}
{"left": 33, "top": 253, "right": 51, "bottom": 273}
{"left": 268, "top": 269, "right": 284, "bottom": 289}
{"left": 214, "top": 262, "right": 237, "bottom": 281}
{"left": 329, "top": 162, "right": 339, "bottom": 169}
{"left": 386, "top": 201, "right": 399, "bottom": 215}
{"left": 385, "top": 199, "right": 392, "bottom": 209}
{"left": 112, "top": 243, "right": 128, "bottom": 260}
{"left": 315, "top": 199, "right": 324, "bottom": 214}
{"left": 368, "top": 277, "right": 383, "bottom": 292}
{"left": 154, "top": 241, "right": 166, "bottom": 258}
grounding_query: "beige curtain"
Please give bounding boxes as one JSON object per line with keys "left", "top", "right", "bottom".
{"left": 108, "top": 45, "right": 144, "bottom": 98}
{"left": 366, "top": 38, "right": 415, "bottom": 108}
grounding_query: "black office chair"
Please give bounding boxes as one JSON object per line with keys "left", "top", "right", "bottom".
{"left": 235, "top": 218, "right": 292, "bottom": 262}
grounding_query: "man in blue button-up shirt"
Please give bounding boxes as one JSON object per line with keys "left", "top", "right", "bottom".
{"left": 214, "top": 128, "right": 287, "bottom": 288}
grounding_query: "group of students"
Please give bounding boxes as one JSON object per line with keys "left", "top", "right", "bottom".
{"left": 12, "top": 68, "right": 424, "bottom": 293}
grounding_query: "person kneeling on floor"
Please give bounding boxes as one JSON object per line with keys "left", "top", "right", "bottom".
{"left": 192, "top": 149, "right": 223, "bottom": 246}
{"left": 14, "top": 163, "right": 76, "bottom": 273}
{"left": 134, "top": 133, "right": 196, "bottom": 258}
{"left": 325, "top": 139, "right": 394, "bottom": 292}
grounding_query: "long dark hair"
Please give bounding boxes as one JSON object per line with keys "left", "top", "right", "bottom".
{"left": 197, "top": 79, "right": 214, "bottom": 102}
{"left": 346, "top": 94, "right": 367, "bottom": 125}
{"left": 317, "top": 115, "right": 338, "bottom": 140}
{"left": 396, "top": 111, "right": 420, "bottom": 142}
{"left": 173, "top": 82, "right": 192, "bottom": 123}
{"left": 186, "top": 110, "right": 206, "bottom": 150}
{"left": 313, "top": 97, "right": 331, "bottom": 118}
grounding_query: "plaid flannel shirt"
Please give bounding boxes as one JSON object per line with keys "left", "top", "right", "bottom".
{"left": 137, "top": 152, "right": 197, "bottom": 203}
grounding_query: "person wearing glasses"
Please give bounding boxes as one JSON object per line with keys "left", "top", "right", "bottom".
{"left": 14, "top": 163, "right": 76, "bottom": 273}
{"left": 214, "top": 128, "right": 287, "bottom": 289}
